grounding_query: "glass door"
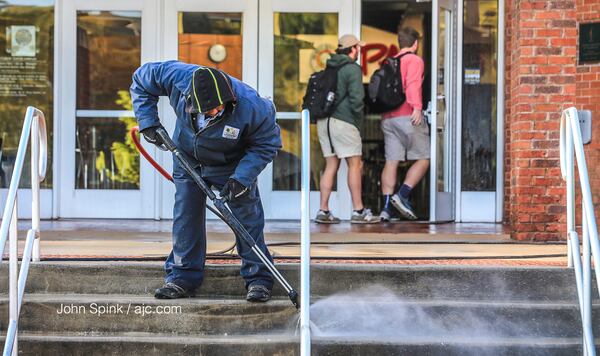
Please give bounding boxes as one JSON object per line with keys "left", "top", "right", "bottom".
{"left": 429, "top": 0, "right": 457, "bottom": 222}
{"left": 0, "top": 1, "right": 55, "bottom": 219}
{"left": 160, "top": 0, "right": 258, "bottom": 219}
{"left": 258, "top": 0, "right": 355, "bottom": 219}
{"left": 58, "top": 0, "right": 159, "bottom": 218}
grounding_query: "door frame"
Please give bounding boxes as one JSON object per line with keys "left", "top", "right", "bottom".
{"left": 258, "top": 0, "right": 356, "bottom": 220}
{"left": 429, "top": 0, "right": 459, "bottom": 222}
{"left": 455, "top": 0, "right": 504, "bottom": 223}
{"left": 57, "top": 0, "right": 159, "bottom": 218}
{"left": 159, "top": 0, "right": 259, "bottom": 219}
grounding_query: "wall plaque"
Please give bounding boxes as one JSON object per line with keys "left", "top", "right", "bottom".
{"left": 579, "top": 22, "right": 600, "bottom": 63}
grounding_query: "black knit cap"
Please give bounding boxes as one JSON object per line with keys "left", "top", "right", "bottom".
{"left": 189, "top": 67, "right": 236, "bottom": 114}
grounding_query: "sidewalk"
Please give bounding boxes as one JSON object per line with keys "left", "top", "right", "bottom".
{"left": 13, "top": 219, "right": 567, "bottom": 266}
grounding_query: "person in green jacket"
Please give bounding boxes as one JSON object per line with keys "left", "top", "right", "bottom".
{"left": 315, "top": 34, "right": 379, "bottom": 224}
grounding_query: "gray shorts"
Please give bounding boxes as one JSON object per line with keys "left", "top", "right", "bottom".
{"left": 381, "top": 116, "right": 430, "bottom": 161}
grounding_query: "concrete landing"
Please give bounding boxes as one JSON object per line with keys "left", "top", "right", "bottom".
{"left": 11, "top": 219, "right": 567, "bottom": 265}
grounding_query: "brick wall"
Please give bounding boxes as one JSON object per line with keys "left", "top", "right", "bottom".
{"left": 577, "top": 0, "right": 600, "bottom": 215}
{"left": 505, "top": 0, "right": 579, "bottom": 240}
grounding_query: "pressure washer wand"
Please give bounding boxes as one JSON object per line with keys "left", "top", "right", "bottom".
{"left": 155, "top": 127, "right": 299, "bottom": 309}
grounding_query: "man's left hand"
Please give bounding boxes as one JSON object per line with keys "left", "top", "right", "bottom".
{"left": 220, "top": 179, "right": 249, "bottom": 201}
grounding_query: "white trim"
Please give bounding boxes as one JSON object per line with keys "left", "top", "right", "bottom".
{"left": 429, "top": 0, "right": 439, "bottom": 221}
{"left": 496, "top": 0, "right": 505, "bottom": 223}
{"left": 461, "top": 191, "right": 496, "bottom": 222}
{"left": 455, "top": 0, "right": 463, "bottom": 222}
{"left": 52, "top": 0, "right": 63, "bottom": 218}
{"left": 75, "top": 110, "right": 135, "bottom": 118}
{"left": 58, "top": 0, "right": 158, "bottom": 218}
{"left": 277, "top": 112, "right": 302, "bottom": 119}
{"left": 160, "top": 0, "right": 259, "bottom": 219}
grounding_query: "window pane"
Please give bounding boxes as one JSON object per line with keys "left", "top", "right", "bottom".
{"left": 76, "top": 11, "right": 141, "bottom": 110}
{"left": 0, "top": 1, "right": 54, "bottom": 189}
{"left": 273, "top": 13, "right": 338, "bottom": 112}
{"left": 461, "top": 0, "right": 498, "bottom": 191}
{"left": 75, "top": 117, "right": 140, "bottom": 190}
{"left": 273, "top": 120, "right": 332, "bottom": 191}
{"left": 178, "top": 12, "right": 242, "bottom": 79}
{"left": 272, "top": 13, "right": 337, "bottom": 191}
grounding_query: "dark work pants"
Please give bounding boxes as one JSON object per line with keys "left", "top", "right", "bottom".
{"left": 164, "top": 157, "right": 274, "bottom": 291}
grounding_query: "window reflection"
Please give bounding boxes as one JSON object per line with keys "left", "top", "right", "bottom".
{"left": 273, "top": 13, "right": 338, "bottom": 113}
{"left": 0, "top": 2, "right": 54, "bottom": 189}
{"left": 461, "top": 0, "right": 498, "bottom": 191}
{"left": 76, "top": 11, "right": 141, "bottom": 110}
{"left": 75, "top": 115, "right": 139, "bottom": 190}
{"left": 273, "top": 120, "right": 331, "bottom": 191}
{"left": 75, "top": 11, "right": 141, "bottom": 190}
{"left": 272, "top": 13, "right": 338, "bottom": 191}
{"left": 178, "top": 12, "right": 242, "bottom": 79}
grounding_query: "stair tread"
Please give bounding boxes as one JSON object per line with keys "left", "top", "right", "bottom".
{"left": 12, "top": 332, "right": 599, "bottom": 346}
{"left": 1, "top": 293, "right": 596, "bottom": 308}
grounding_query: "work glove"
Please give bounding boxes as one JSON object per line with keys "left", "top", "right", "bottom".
{"left": 140, "top": 125, "right": 167, "bottom": 151}
{"left": 220, "top": 178, "right": 249, "bottom": 202}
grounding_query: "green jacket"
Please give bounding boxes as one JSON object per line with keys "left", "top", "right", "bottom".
{"left": 326, "top": 54, "right": 364, "bottom": 129}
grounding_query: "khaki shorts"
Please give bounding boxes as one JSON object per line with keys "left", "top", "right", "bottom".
{"left": 317, "top": 117, "right": 362, "bottom": 158}
{"left": 381, "top": 116, "right": 430, "bottom": 161}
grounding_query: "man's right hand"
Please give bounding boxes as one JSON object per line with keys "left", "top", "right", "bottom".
{"left": 411, "top": 108, "right": 423, "bottom": 126}
{"left": 140, "top": 125, "right": 167, "bottom": 151}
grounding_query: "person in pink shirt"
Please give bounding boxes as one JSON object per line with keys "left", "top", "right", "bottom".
{"left": 380, "top": 27, "right": 429, "bottom": 221}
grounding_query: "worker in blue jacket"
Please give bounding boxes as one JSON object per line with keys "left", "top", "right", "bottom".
{"left": 130, "top": 61, "right": 281, "bottom": 302}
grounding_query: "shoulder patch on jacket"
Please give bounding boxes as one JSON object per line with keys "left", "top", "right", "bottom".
{"left": 222, "top": 125, "right": 240, "bottom": 139}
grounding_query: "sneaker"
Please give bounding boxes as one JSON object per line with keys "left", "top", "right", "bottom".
{"left": 351, "top": 208, "right": 379, "bottom": 224}
{"left": 315, "top": 210, "right": 341, "bottom": 224}
{"left": 390, "top": 194, "right": 418, "bottom": 220}
{"left": 246, "top": 284, "right": 271, "bottom": 302}
{"left": 154, "top": 281, "right": 195, "bottom": 299}
{"left": 380, "top": 206, "right": 401, "bottom": 222}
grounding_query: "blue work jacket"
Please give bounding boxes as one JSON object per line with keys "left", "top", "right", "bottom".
{"left": 130, "top": 61, "right": 282, "bottom": 187}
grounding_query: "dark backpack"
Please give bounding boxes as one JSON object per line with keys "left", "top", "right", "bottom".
{"left": 302, "top": 63, "right": 349, "bottom": 123}
{"left": 367, "top": 53, "right": 411, "bottom": 113}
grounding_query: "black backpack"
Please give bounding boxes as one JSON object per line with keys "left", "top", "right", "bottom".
{"left": 302, "top": 63, "right": 349, "bottom": 123}
{"left": 367, "top": 53, "right": 411, "bottom": 113}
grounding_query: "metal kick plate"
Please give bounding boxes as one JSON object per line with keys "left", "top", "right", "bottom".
{"left": 578, "top": 110, "right": 592, "bottom": 145}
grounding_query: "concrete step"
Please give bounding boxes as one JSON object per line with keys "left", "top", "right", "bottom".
{"left": 9, "top": 333, "right": 599, "bottom": 356}
{"left": 0, "top": 295, "right": 297, "bottom": 336}
{"left": 2, "top": 294, "right": 598, "bottom": 338}
{"left": 4, "top": 262, "right": 596, "bottom": 302}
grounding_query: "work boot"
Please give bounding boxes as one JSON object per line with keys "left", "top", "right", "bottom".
{"left": 315, "top": 210, "right": 341, "bottom": 224}
{"left": 380, "top": 206, "right": 400, "bottom": 222}
{"left": 154, "top": 281, "right": 195, "bottom": 299}
{"left": 246, "top": 284, "right": 271, "bottom": 303}
{"left": 351, "top": 208, "right": 379, "bottom": 224}
{"left": 390, "top": 194, "right": 418, "bottom": 220}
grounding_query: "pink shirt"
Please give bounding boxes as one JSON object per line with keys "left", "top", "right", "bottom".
{"left": 382, "top": 52, "right": 424, "bottom": 119}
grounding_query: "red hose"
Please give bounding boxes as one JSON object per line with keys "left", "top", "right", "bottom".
{"left": 130, "top": 126, "right": 173, "bottom": 182}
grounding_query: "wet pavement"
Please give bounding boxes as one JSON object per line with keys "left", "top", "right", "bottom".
{"left": 7, "top": 219, "right": 568, "bottom": 265}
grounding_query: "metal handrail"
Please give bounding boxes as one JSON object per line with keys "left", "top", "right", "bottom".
{"left": 300, "top": 109, "right": 311, "bottom": 355}
{"left": 0, "top": 107, "right": 47, "bottom": 356}
{"left": 559, "top": 107, "right": 599, "bottom": 356}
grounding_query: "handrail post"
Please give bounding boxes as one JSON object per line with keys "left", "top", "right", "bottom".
{"left": 300, "top": 109, "right": 311, "bottom": 356}
{"left": 568, "top": 108, "right": 600, "bottom": 298}
{"left": 582, "top": 206, "right": 591, "bottom": 356}
{"left": 31, "top": 112, "right": 41, "bottom": 262}
{"left": 9, "top": 199, "right": 18, "bottom": 356}
{"left": 565, "top": 114, "right": 574, "bottom": 267}
{"left": 560, "top": 107, "right": 599, "bottom": 356}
